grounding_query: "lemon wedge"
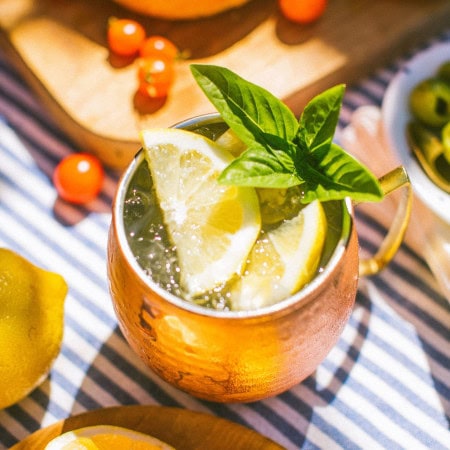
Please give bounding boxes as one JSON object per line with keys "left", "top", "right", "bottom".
{"left": 0, "top": 248, "right": 67, "bottom": 409}
{"left": 141, "top": 128, "right": 261, "bottom": 297}
{"left": 229, "top": 200, "right": 327, "bottom": 310}
{"left": 215, "top": 128, "right": 247, "bottom": 157}
{"left": 45, "top": 425, "right": 175, "bottom": 449}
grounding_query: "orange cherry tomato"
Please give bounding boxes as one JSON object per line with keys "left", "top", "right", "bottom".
{"left": 137, "top": 56, "right": 175, "bottom": 98}
{"left": 107, "top": 18, "right": 146, "bottom": 56}
{"left": 139, "top": 35, "right": 179, "bottom": 61}
{"left": 53, "top": 153, "right": 104, "bottom": 204}
{"left": 279, "top": 0, "right": 327, "bottom": 24}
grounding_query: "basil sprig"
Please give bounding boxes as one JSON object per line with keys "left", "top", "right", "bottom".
{"left": 191, "top": 64, "right": 383, "bottom": 203}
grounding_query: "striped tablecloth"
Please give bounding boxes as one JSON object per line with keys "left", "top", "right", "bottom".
{"left": 1, "top": 27, "right": 449, "bottom": 450}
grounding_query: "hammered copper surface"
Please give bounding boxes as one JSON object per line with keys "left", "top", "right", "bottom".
{"left": 107, "top": 221, "right": 358, "bottom": 403}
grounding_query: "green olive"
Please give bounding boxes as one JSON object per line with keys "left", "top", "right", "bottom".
{"left": 409, "top": 78, "right": 450, "bottom": 127}
{"left": 437, "top": 61, "right": 450, "bottom": 83}
{"left": 409, "top": 121, "right": 443, "bottom": 164}
{"left": 441, "top": 121, "right": 450, "bottom": 163}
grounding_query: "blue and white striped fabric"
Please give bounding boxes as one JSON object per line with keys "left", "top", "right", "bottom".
{"left": 1, "top": 28, "right": 449, "bottom": 450}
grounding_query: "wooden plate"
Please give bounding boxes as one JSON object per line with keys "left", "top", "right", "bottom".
{"left": 10, "top": 405, "right": 284, "bottom": 449}
{"left": 1, "top": 0, "right": 449, "bottom": 168}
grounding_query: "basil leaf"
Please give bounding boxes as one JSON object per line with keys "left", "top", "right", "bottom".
{"left": 218, "top": 146, "right": 301, "bottom": 188}
{"left": 296, "top": 84, "right": 345, "bottom": 150}
{"left": 257, "top": 132, "right": 298, "bottom": 168}
{"left": 298, "top": 142, "right": 384, "bottom": 203}
{"left": 190, "top": 64, "right": 299, "bottom": 148}
{"left": 190, "top": 64, "right": 384, "bottom": 204}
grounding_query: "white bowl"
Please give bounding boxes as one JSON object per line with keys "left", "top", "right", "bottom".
{"left": 381, "top": 42, "right": 450, "bottom": 225}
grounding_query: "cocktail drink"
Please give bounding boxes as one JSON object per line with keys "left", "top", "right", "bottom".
{"left": 108, "top": 66, "right": 412, "bottom": 402}
{"left": 122, "top": 116, "right": 345, "bottom": 312}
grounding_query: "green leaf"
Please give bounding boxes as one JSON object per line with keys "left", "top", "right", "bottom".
{"left": 256, "top": 132, "right": 298, "bottom": 167}
{"left": 296, "top": 84, "right": 345, "bottom": 150}
{"left": 190, "top": 64, "right": 384, "bottom": 204}
{"left": 190, "top": 64, "right": 299, "bottom": 149}
{"left": 298, "top": 142, "right": 384, "bottom": 203}
{"left": 218, "top": 146, "right": 301, "bottom": 188}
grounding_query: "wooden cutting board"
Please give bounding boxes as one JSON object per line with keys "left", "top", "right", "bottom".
{"left": 1, "top": 0, "right": 449, "bottom": 169}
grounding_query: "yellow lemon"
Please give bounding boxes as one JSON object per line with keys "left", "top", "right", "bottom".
{"left": 229, "top": 200, "right": 327, "bottom": 310}
{"left": 0, "top": 248, "right": 67, "bottom": 409}
{"left": 45, "top": 425, "right": 175, "bottom": 450}
{"left": 141, "top": 128, "right": 261, "bottom": 298}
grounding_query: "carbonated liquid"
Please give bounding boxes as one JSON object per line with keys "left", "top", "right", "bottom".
{"left": 123, "top": 121, "right": 344, "bottom": 310}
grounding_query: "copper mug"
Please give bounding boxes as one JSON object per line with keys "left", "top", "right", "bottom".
{"left": 107, "top": 114, "right": 412, "bottom": 403}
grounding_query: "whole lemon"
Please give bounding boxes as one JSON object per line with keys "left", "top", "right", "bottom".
{"left": 0, "top": 248, "right": 67, "bottom": 409}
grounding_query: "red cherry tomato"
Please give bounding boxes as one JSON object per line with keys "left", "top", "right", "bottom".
{"left": 139, "top": 35, "right": 179, "bottom": 61}
{"left": 137, "top": 56, "right": 175, "bottom": 98}
{"left": 53, "top": 154, "right": 104, "bottom": 204}
{"left": 107, "top": 18, "right": 146, "bottom": 56}
{"left": 279, "top": 0, "right": 327, "bottom": 24}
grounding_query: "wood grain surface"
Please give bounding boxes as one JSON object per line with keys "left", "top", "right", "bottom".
{"left": 10, "top": 405, "right": 284, "bottom": 449}
{"left": 1, "top": 0, "right": 449, "bottom": 168}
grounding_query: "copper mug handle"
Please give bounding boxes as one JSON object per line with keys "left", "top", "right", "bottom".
{"left": 358, "top": 166, "right": 413, "bottom": 276}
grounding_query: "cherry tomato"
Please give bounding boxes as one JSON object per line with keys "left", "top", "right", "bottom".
{"left": 53, "top": 153, "right": 104, "bottom": 204}
{"left": 279, "top": 0, "right": 327, "bottom": 24}
{"left": 139, "top": 35, "right": 179, "bottom": 61}
{"left": 137, "top": 56, "right": 175, "bottom": 98}
{"left": 107, "top": 18, "right": 146, "bottom": 56}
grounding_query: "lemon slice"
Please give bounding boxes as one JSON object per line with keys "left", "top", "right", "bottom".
{"left": 229, "top": 200, "right": 327, "bottom": 310}
{"left": 215, "top": 128, "right": 247, "bottom": 157}
{"left": 141, "top": 128, "right": 261, "bottom": 297}
{"left": 45, "top": 425, "right": 174, "bottom": 449}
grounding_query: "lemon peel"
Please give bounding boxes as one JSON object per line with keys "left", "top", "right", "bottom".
{"left": 0, "top": 248, "right": 67, "bottom": 409}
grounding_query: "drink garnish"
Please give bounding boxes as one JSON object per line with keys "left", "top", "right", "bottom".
{"left": 191, "top": 64, "right": 384, "bottom": 203}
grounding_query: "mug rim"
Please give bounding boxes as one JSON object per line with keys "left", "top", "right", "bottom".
{"left": 112, "top": 113, "right": 354, "bottom": 319}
